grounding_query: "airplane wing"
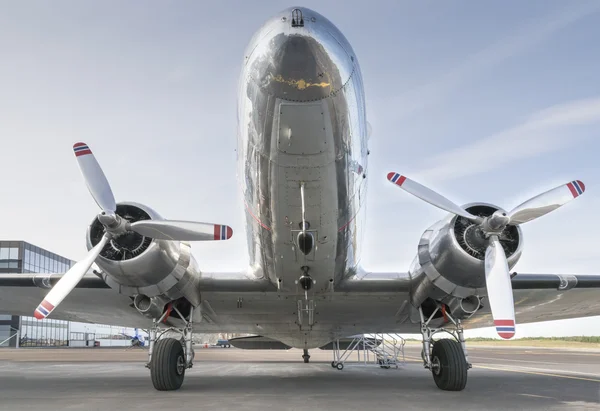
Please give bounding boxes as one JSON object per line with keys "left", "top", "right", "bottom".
{"left": 3, "top": 271, "right": 599, "bottom": 334}
{"left": 342, "top": 271, "right": 600, "bottom": 328}
{"left": 0, "top": 272, "right": 273, "bottom": 330}
{"left": 462, "top": 273, "right": 600, "bottom": 329}
{"left": 0, "top": 273, "right": 154, "bottom": 328}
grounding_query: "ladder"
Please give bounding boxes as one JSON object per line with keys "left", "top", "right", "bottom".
{"left": 331, "top": 333, "right": 406, "bottom": 370}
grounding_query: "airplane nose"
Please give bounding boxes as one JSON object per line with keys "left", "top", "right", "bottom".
{"left": 245, "top": 7, "right": 356, "bottom": 102}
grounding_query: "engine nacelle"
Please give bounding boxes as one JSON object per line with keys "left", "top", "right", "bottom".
{"left": 409, "top": 203, "right": 523, "bottom": 317}
{"left": 86, "top": 202, "right": 202, "bottom": 309}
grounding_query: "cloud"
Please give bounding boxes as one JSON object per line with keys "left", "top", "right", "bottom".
{"left": 411, "top": 97, "right": 600, "bottom": 182}
{"left": 388, "top": 2, "right": 600, "bottom": 118}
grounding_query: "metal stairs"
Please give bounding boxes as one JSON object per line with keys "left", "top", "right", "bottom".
{"left": 331, "top": 333, "right": 406, "bottom": 370}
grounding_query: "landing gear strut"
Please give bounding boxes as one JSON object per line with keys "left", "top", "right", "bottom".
{"left": 146, "top": 305, "right": 196, "bottom": 391}
{"left": 419, "top": 305, "right": 470, "bottom": 391}
{"left": 302, "top": 349, "right": 310, "bottom": 363}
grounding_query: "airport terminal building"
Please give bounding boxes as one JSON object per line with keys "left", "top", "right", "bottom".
{"left": 0, "top": 240, "right": 143, "bottom": 347}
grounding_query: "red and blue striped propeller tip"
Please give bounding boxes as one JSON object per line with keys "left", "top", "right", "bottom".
{"left": 34, "top": 300, "right": 54, "bottom": 320}
{"left": 213, "top": 225, "right": 233, "bottom": 240}
{"left": 494, "top": 319, "right": 515, "bottom": 339}
{"left": 387, "top": 172, "right": 406, "bottom": 186}
{"left": 73, "top": 142, "right": 92, "bottom": 157}
{"left": 567, "top": 180, "right": 585, "bottom": 198}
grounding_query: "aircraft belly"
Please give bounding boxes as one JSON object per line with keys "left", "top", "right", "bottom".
{"left": 199, "top": 291, "right": 415, "bottom": 349}
{"left": 269, "top": 99, "right": 339, "bottom": 292}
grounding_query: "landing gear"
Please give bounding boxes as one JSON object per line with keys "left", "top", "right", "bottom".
{"left": 146, "top": 304, "right": 196, "bottom": 391}
{"left": 419, "top": 305, "right": 470, "bottom": 391}
{"left": 150, "top": 338, "right": 186, "bottom": 391}
{"left": 302, "top": 349, "right": 310, "bottom": 363}
{"left": 430, "top": 339, "right": 468, "bottom": 391}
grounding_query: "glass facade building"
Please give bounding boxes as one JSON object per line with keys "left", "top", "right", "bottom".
{"left": 0, "top": 241, "right": 74, "bottom": 347}
{"left": 0, "top": 240, "right": 148, "bottom": 348}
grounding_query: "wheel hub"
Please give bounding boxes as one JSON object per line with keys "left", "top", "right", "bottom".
{"left": 176, "top": 355, "right": 185, "bottom": 375}
{"left": 431, "top": 356, "right": 441, "bottom": 375}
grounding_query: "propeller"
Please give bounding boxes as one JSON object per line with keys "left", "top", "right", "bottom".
{"left": 129, "top": 220, "right": 233, "bottom": 241}
{"left": 387, "top": 172, "right": 586, "bottom": 339}
{"left": 34, "top": 142, "right": 233, "bottom": 319}
{"left": 34, "top": 234, "right": 109, "bottom": 319}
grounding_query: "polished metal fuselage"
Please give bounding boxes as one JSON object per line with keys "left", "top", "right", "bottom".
{"left": 237, "top": 7, "right": 368, "bottom": 293}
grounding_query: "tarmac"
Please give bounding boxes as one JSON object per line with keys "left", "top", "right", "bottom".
{"left": 0, "top": 344, "right": 599, "bottom": 410}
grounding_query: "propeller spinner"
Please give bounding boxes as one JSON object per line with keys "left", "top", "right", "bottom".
{"left": 33, "top": 143, "right": 233, "bottom": 319}
{"left": 387, "top": 172, "right": 586, "bottom": 339}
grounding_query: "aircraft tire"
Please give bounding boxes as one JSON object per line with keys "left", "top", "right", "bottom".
{"left": 150, "top": 338, "right": 186, "bottom": 391}
{"left": 430, "top": 339, "right": 468, "bottom": 391}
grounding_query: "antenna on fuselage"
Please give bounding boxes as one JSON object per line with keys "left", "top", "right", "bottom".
{"left": 297, "top": 182, "right": 314, "bottom": 256}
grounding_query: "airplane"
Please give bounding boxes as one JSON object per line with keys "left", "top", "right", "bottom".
{"left": 121, "top": 328, "right": 146, "bottom": 347}
{"left": 1, "top": 6, "right": 599, "bottom": 392}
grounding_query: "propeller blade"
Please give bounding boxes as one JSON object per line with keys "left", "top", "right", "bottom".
{"left": 386, "top": 172, "right": 481, "bottom": 222}
{"left": 33, "top": 234, "right": 109, "bottom": 320}
{"left": 130, "top": 220, "right": 233, "bottom": 241}
{"left": 507, "top": 180, "right": 585, "bottom": 225}
{"left": 73, "top": 142, "right": 116, "bottom": 213}
{"left": 484, "top": 237, "right": 516, "bottom": 339}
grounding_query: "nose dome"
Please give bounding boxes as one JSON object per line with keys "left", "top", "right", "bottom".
{"left": 244, "top": 7, "right": 356, "bottom": 102}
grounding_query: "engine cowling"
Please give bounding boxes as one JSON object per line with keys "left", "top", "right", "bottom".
{"left": 86, "top": 202, "right": 202, "bottom": 309}
{"left": 409, "top": 202, "right": 523, "bottom": 317}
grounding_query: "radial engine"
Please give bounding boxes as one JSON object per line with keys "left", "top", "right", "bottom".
{"left": 409, "top": 203, "right": 523, "bottom": 319}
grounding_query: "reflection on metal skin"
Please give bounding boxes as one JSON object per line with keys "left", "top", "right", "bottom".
{"left": 244, "top": 8, "right": 355, "bottom": 103}
{"left": 409, "top": 203, "right": 523, "bottom": 308}
{"left": 238, "top": 7, "right": 368, "bottom": 290}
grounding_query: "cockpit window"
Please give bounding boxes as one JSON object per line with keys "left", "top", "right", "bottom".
{"left": 291, "top": 9, "right": 304, "bottom": 27}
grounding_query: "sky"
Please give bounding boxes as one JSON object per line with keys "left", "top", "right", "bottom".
{"left": 0, "top": 1, "right": 599, "bottom": 337}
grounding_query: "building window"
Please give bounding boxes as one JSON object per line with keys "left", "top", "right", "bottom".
{"left": 9, "top": 247, "right": 19, "bottom": 260}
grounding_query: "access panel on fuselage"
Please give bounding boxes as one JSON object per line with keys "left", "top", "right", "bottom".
{"left": 270, "top": 99, "right": 338, "bottom": 292}
{"left": 277, "top": 104, "right": 329, "bottom": 155}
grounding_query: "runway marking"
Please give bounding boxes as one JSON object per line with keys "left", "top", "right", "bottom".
{"left": 406, "top": 354, "right": 600, "bottom": 382}
{"left": 474, "top": 364, "right": 600, "bottom": 383}
{"left": 469, "top": 355, "right": 579, "bottom": 366}
{"left": 475, "top": 350, "right": 600, "bottom": 356}
{"left": 519, "top": 393, "right": 556, "bottom": 400}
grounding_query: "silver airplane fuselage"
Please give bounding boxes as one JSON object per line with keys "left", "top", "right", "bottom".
{"left": 237, "top": 7, "right": 368, "bottom": 293}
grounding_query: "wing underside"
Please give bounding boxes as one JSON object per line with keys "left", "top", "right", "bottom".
{"left": 1, "top": 272, "right": 599, "bottom": 336}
